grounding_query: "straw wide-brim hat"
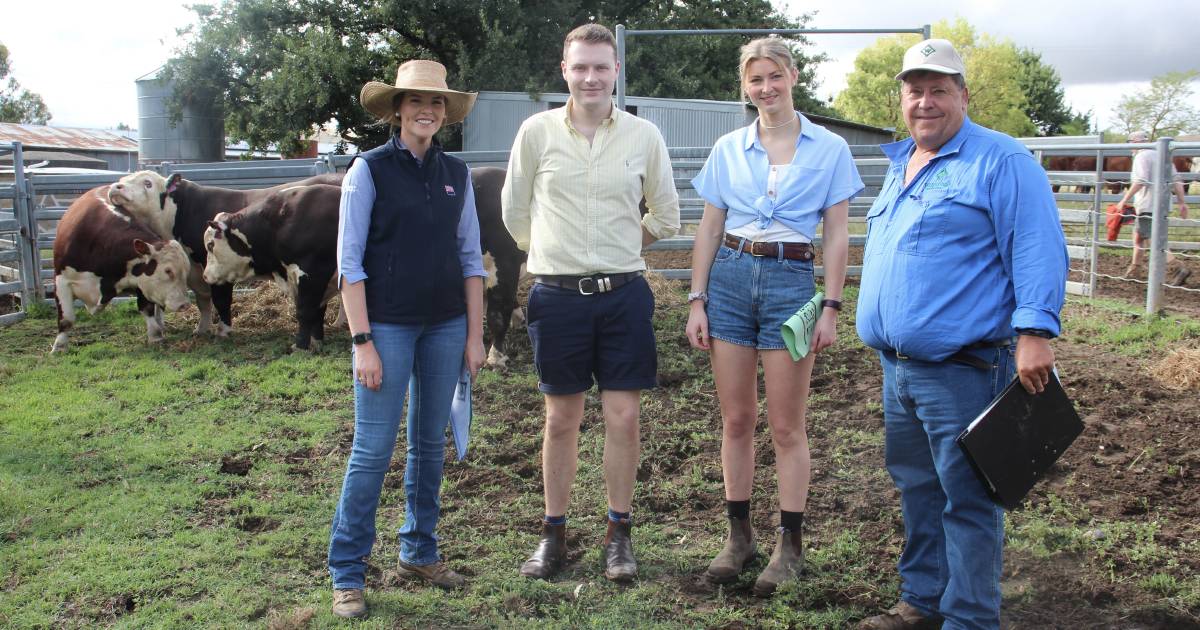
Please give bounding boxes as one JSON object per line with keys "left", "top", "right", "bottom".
{"left": 360, "top": 60, "right": 477, "bottom": 125}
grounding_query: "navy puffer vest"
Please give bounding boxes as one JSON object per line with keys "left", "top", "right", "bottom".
{"left": 357, "top": 136, "right": 467, "bottom": 324}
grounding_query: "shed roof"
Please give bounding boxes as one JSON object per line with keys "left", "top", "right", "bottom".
{"left": 0, "top": 123, "right": 139, "bottom": 153}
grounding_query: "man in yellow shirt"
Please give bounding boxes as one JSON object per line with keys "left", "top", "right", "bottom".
{"left": 502, "top": 22, "right": 680, "bottom": 583}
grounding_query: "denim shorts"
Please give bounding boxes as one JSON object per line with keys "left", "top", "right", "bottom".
{"left": 706, "top": 244, "right": 816, "bottom": 350}
{"left": 526, "top": 275, "right": 658, "bottom": 394}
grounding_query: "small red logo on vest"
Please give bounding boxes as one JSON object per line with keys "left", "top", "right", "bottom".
{"left": 444, "top": 185, "right": 456, "bottom": 196}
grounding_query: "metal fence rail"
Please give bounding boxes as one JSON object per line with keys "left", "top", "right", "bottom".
{"left": 3, "top": 138, "right": 1198, "bottom": 326}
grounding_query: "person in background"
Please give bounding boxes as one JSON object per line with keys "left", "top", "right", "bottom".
{"left": 328, "top": 59, "right": 486, "bottom": 619}
{"left": 1114, "top": 130, "right": 1191, "bottom": 285}
{"left": 502, "top": 23, "right": 680, "bottom": 583}
{"left": 685, "top": 37, "right": 861, "bottom": 596}
{"left": 855, "top": 39, "right": 1067, "bottom": 630}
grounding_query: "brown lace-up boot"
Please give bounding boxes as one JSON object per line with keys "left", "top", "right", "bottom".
{"left": 520, "top": 522, "right": 567, "bottom": 579}
{"left": 752, "top": 527, "right": 804, "bottom": 596}
{"left": 601, "top": 518, "right": 638, "bottom": 582}
{"left": 705, "top": 516, "right": 757, "bottom": 583}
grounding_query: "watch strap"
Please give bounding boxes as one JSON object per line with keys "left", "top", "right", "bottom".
{"left": 820, "top": 298, "right": 842, "bottom": 311}
{"left": 352, "top": 332, "right": 374, "bottom": 345}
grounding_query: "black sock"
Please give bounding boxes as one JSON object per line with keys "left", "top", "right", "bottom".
{"left": 726, "top": 500, "right": 750, "bottom": 520}
{"left": 780, "top": 510, "right": 804, "bottom": 532}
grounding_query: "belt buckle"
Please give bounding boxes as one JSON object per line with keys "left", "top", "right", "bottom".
{"left": 577, "top": 276, "right": 596, "bottom": 295}
{"left": 749, "top": 241, "right": 767, "bottom": 256}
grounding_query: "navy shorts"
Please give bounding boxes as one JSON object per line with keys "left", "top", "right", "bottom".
{"left": 526, "top": 275, "right": 658, "bottom": 394}
{"left": 705, "top": 244, "right": 816, "bottom": 350}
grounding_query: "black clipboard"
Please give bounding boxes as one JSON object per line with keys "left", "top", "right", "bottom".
{"left": 956, "top": 372, "right": 1084, "bottom": 510}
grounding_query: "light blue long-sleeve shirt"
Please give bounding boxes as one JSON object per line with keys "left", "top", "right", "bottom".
{"left": 336, "top": 142, "right": 486, "bottom": 286}
{"left": 691, "top": 112, "right": 864, "bottom": 238}
{"left": 856, "top": 118, "right": 1068, "bottom": 361}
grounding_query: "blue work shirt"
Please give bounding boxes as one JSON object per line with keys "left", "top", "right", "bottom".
{"left": 856, "top": 117, "right": 1068, "bottom": 361}
{"left": 337, "top": 138, "right": 486, "bottom": 286}
{"left": 692, "top": 113, "right": 863, "bottom": 238}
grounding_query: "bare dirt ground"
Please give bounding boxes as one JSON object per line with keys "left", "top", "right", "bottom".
{"left": 635, "top": 250, "right": 1200, "bottom": 628}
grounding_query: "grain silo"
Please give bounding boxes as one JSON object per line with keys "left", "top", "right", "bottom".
{"left": 135, "top": 67, "right": 224, "bottom": 167}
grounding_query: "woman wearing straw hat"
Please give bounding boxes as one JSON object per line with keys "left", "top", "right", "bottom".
{"left": 327, "top": 59, "right": 485, "bottom": 619}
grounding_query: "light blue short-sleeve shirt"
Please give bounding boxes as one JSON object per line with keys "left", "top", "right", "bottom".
{"left": 691, "top": 113, "right": 864, "bottom": 239}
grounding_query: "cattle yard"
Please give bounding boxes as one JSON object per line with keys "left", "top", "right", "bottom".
{"left": 1, "top": 140, "right": 1199, "bottom": 628}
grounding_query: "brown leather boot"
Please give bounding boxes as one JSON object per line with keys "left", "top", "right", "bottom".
{"left": 705, "top": 516, "right": 757, "bottom": 583}
{"left": 857, "top": 600, "right": 943, "bottom": 630}
{"left": 601, "top": 518, "right": 638, "bottom": 582}
{"left": 752, "top": 527, "right": 804, "bottom": 596}
{"left": 520, "top": 522, "right": 566, "bottom": 579}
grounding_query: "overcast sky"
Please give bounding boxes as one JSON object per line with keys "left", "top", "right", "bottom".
{"left": 2, "top": 0, "right": 1198, "bottom": 133}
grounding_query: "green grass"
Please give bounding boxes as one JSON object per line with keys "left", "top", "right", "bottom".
{"left": 1063, "top": 296, "right": 1200, "bottom": 355}
{"left": 1, "top": 290, "right": 1197, "bottom": 628}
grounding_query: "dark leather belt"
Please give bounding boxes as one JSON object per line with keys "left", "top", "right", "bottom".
{"left": 889, "top": 338, "right": 1015, "bottom": 370}
{"left": 535, "top": 271, "right": 643, "bottom": 295}
{"left": 724, "top": 234, "right": 814, "bottom": 261}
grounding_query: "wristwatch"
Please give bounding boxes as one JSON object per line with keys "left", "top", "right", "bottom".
{"left": 1015, "top": 327, "right": 1054, "bottom": 339}
{"left": 352, "top": 332, "right": 374, "bottom": 345}
{"left": 821, "top": 298, "right": 843, "bottom": 311}
{"left": 687, "top": 290, "right": 709, "bottom": 304}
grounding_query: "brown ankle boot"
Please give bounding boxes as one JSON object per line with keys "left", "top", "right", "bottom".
{"left": 705, "top": 516, "right": 757, "bottom": 583}
{"left": 520, "top": 522, "right": 566, "bottom": 579}
{"left": 752, "top": 527, "right": 804, "bottom": 596}
{"left": 601, "top": 518, "right": 637, "bottom": 582}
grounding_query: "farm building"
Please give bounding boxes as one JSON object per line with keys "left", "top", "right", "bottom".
{"left": 462, "top": 91, "right": 894, "bottom": 152}
{"left": 0, "top": 123, "right": 139, "bottom": 172}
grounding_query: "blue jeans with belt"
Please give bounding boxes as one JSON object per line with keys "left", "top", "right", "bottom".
{"left": 879, "top": 345, "right": 1014, "bottom": 630}
{"left": 328, "top": 315, "right": 465, "bottom": 590}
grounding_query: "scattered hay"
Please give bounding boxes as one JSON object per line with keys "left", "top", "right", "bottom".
{"left": 1149, "top": 347, "right": 1200, "bottom": 391}
{"left": 169, "top": 281, "right": 344, "bottom": 335}
{"left": 646, "top": 270, "right": 687, "bottom": 309}
{"left": 266, "top": 606, "right": 315, "bottom": 630}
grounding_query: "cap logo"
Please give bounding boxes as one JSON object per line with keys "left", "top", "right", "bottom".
{"left": 921, "top": 44, "right": 937, "bottom": 57}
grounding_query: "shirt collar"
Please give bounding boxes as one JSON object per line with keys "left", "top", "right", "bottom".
{"left": 741, "top": 112, "right": 814, "bottom": 152}
{"left": 881, "top": 116, "right": 975, "bottom": 163}
{"left": 562, "top": 97, "right": 619, "bottom": 128}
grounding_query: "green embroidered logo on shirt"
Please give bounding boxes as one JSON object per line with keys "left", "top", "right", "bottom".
{"left": 926, "top": 168, "right": 951, "bottom": 191}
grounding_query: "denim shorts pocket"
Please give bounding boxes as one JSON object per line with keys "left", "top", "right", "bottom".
{"left": 781, "top": 257, "right": 815, "bottom": 274}
{"left": 713, "top": 245, "right": 737, "bottom": 264}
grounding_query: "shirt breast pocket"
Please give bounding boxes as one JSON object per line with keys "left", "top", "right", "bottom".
{"left": 897, "top": 190, "right": 956, "bottom": 257}
{"left": 863, "top": 199, "right": 889, "bottom": 261}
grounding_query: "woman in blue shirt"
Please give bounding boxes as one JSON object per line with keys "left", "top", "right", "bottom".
{"left": 686, "top": 38, "right": 863, "bottom": 596}
{"left": 327, "top": 60, "right": 486, "bottom": 619}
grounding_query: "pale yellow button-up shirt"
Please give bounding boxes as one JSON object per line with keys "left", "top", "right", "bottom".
{"left": 501, "top": 100, "right": 680, "bottom": 276}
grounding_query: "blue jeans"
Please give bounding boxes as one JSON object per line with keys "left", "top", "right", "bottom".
{"left": 328, "top": 315, "right": 466, "bottom": 590}
{"left": 879, "top": 345, "right": 1014, "bottom": 630}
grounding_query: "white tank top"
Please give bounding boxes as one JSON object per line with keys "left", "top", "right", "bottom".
{"left": 726, "top": 164, "right": 811, "bottom": 243}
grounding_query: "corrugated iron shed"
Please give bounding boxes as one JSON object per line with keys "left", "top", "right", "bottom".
{"left": 0, "top": 123, "right": 139, "bottom": 153}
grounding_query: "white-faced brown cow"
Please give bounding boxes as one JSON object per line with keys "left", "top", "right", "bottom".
{"left": 51, "top": 187, "right": 191, "bottom": 353}
{"left": 107, "top": 170, "right": 343, "bottom": 337}
{"left": 202, "top": 184, "right": 341, "bottom": 351}
{"left": 472, "top": 166, "right": 527, "bottom": 368}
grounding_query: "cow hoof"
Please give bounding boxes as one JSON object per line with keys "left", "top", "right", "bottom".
{"left": 193, "top": 323, "right": 210, "bottom": 336}
{"left": 486, "top": 347, "right": 509, "bottom": 369}
{"left": 51, "top": 336, "right": 68, "bottom": 354}
{"left": 309, "top": 339, "right": 323, "bottom": 353}
{"left": 214, "top": 323, "right": 232, "bottom": 338}
{"left": 148, "top": 335, "right": 166, "bottom": 345}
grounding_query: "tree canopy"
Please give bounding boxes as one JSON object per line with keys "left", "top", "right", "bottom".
{"left": 834, "top": 19, "right": 1087, "bottom": 139}
{"left": 0, "top": 42, "right": 51, "bottom": 125}
{"left": 1109, "top": 70, "right": 1200, "bottom": 138}
{"left": 163, "top": 0, "right": 831, "bottom": 153}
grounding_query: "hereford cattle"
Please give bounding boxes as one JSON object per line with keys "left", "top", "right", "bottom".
{"left": 107, "top": 170, "right": 343, "bottom": 337}
{"left": 51, "top": 187, "right": 191, "bottom": 353}
{"left": 471, "top": 166, "right": 528, "bottom": 368}
{"left": 202, "top": 184, "right": 341, "bottom": 351}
